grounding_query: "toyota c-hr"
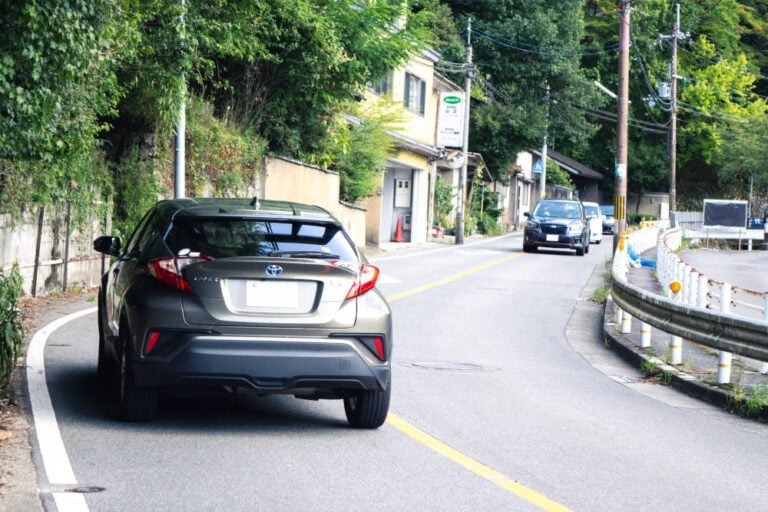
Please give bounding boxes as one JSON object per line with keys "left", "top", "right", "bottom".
{"left": 94, "top": 198, "right": 392, "bottom": 428}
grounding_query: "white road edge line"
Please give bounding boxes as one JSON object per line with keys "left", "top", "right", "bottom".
{"left": 368, "top": 232, "right": 521, "bottom": 263}
{"left": 27, "top": 307, "right": 97, "bottom": 512}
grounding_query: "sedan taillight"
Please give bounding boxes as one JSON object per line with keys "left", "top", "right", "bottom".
{"left": 148, "top": 256, "right": 212, "bottom": 294}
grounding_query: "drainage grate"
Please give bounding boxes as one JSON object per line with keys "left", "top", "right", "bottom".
{"left": 65, "top": 486, "right": 106, "bottom": 494}
{"left": 405, "top": 362, "right": 499, "bottom": 372}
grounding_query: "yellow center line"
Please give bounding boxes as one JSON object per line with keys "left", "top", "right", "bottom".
{"left": 387, "top": 415, "right": 570, "bottom": 512}
{"left": 385, "top": 252, "right": 523, "bottom": 304}
{"left": 383, "top": 251, "right": 571, "bottom": 512}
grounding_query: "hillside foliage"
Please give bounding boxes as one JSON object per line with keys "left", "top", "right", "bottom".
{"left": 1, "top": 0, "right": 768, "bottom": 224}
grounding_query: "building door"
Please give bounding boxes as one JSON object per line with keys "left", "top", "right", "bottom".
{"left": 393, "top": 178, "right": 412, "bottom": 241}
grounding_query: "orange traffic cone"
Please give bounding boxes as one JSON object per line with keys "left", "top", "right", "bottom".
{"left": 392, "top": 217, "right": 404, "bottom": 242}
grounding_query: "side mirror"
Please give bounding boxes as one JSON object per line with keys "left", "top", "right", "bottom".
{"left": 523, "top": 212, "right": 531, "bottom": 218}
{"left": 94, "top": 236, "right": 121, "bottom": 256}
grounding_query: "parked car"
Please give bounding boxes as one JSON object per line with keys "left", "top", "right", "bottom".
{"left": 600, "top": 204, "right": 615, "bottom": 234}
{"left": 94, "top": 197, "right": 392, "bottom": 428}
{"left": 522, "top": 199, "right": 590, "bottom": 256}
{"left": 582, "top": 201, "right": 604, "bottom": 244}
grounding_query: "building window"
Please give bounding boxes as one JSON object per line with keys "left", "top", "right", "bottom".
{"left": 404, "top": 72, "right": 426, "bottom": 115}
{"left": 372, "top": 73, "right": 392, "bottom": 96}
{"left": 523, "top": 183, "right": 530, "bottom": 206}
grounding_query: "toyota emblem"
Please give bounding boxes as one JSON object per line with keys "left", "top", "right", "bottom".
{"left": 266, "top": 264, "right": 283, "bottom": 277}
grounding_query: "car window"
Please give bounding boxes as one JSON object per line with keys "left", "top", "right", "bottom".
{"left": 584, "top": 205, "right": 599, "bottom": 217}
{"left": 135, "top": 213, "right": 169, "bottom": 255}
{"left": 123, "top": 209, "right": 156, "bottom": 256}
{"left": 600, "top": 205, "right": 614, "bottom": 216}
{"left": 534, "top": 202, "right": 581, "bottom": 219}
{"left": 165, "top": 218, "right": 358, "bottom": 261}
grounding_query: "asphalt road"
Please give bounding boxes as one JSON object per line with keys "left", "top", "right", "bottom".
{"left": 16, "top": 234, "right": 768, "bottom": 511}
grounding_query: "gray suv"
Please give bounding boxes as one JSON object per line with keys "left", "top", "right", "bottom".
{"left": 94, "top": 198, "right": 392, "bottom": 428}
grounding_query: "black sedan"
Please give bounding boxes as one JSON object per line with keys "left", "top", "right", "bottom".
{"left": 522, "top": 199, "right": 590, "bottom": 256}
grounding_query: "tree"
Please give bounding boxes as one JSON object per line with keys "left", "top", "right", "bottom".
{"left": 0, "top": 0, "right": 127, "bottom": 162}
{"left": 718, "top": 116, "right": 768, "bottom": 214}
{"left": 200, "top": 0, "right": 431, "bottom": 159}
{"left": 0, "top": 0, "right": 129, "bottom": 218}
{"left": 582, "top": 0, "right": 768, "bottom": 209}
{"left": 435, "top": 0, "right": 601, "bottom": 180}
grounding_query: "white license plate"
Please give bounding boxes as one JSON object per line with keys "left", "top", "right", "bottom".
{"left": 546, "top": 234, "right": 560, "bottom": 242}
{"left": 246, "top": 280, "right": 299, "bottom": 308}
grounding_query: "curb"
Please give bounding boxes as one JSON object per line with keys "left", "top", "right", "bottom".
{"left": 602, "top": 297, "right": 768, "bottom": 421}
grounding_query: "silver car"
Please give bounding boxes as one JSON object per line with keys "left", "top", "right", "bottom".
{"left": 94, "top": 198, "right": 392, "bottom": 428}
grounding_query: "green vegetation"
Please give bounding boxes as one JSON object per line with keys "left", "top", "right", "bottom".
{"left": 545, "top": 162, "right": 575, "bottom": 189}
{"left": 3, "top": 0, "right": 768, "bottom": 233}
{"left": 640, "top": 358, "right": 660, "bottom": 378}
{"left": 433, "top": 180, "right": 456, "bottom": 229}
{"left": 0, "top": 266, "right": 24, "bottom": 399}
{"left": 743, "top": 383, "right": 768, "bottom": 417}
{"left": 0, "top": 0, "right": 434, "bottom": 227}
{"left": 592, "top": 286, "right": 609, "bottom": 305}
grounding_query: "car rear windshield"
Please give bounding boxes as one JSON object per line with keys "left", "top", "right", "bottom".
{"left": 164, "top": 217, "right": 358, "bottom": 261}
{"left": 600, "top": 205, "right": 614, "bottom": 216}
{"left": 584, "top": 204, "right": 600, "bottom": 217}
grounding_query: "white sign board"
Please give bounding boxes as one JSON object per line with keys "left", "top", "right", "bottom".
{"left": 436, "top": 92, "right": 465, "bottom": 148}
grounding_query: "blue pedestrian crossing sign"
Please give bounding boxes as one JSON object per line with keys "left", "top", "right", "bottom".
{"left": 533, "top": 159, "right": 544, "bottom": 174}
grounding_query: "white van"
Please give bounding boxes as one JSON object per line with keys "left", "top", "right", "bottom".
{"left": 581, "top": 202, "right": 604, "bottom": 244}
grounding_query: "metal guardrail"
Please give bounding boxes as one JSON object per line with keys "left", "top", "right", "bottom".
{"left": 610, "top": 225, "right": 768, "bottom": 374}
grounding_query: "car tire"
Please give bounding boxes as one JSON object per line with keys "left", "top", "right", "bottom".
{"left": 119, "top": 330, "right": 157, "bottom": 422}
{"left": 96, "top": 291, "right": 118, "bottom": 386}
{"left": 576, "top": 245, "right": 585, "bottom": 256}
{"left": 523, "top": 244, "right": 536, "bottom": 253}
{"left": 585, "top": 239, "right": 590, "bottom": 254}
{"left": 344, "top": 380, "right": 391, "bottom": 429}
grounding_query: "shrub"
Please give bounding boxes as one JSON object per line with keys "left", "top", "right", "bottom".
{"left": 0, "top": 265, "right": 24, "bottom": 399}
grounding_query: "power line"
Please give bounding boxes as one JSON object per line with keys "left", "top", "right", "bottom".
{"left": 471, "top": 28, "right": 620, "bottom": 58}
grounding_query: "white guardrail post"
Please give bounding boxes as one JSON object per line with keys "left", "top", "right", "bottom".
{"left": 718, "top": 283, "right": 733, "bottom": 384}
{"left": 611, "top": 225, "right": 768, "bottom": 377}
{"left": 668, "top": 292, "right": 683, "bottom": 365}
{"left": 762, "top": 294, "right": 768, "bottom": 375}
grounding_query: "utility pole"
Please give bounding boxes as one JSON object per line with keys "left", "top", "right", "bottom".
{"left": 538, "top": 84, "right": 550, "bottom": 199}
{"left": 659, "top": 4, "right": 686, "bottom": 217}
{"left": 456, "top": 18, "right": 473, "bottom": 245}
{"left": 174, "top": 0, "right": 186, "bottom": 199}
{"left": 614, "top": 0, "right": 631, "bottom": 248}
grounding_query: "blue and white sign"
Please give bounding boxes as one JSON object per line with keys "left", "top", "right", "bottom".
{"left": 533, "top": 159, "right": 544, "bottom": 174}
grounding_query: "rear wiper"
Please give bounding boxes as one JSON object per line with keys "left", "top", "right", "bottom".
{"left": 268, "top": 250, "right": 340, "bottom": 259}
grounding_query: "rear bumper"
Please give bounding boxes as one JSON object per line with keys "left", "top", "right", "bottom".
{"left": 132, "top": 334, "right": 390, "bottom": 395}
{"left": 524, "top": 231, "right": 583, "bottom": 250}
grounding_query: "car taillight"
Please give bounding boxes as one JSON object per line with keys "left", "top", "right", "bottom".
{"left": 145, "top": 331, "right": 161, "bottom": 355}
{"left": 332, "top": 261, "right": 380, "bottom": 299}
{"left": 359, "top": 335, "right": 387, "bottom": 361}
{"left": 148, "top": 256, "right": 212, "bottom": 294}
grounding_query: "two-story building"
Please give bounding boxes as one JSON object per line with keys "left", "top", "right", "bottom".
{"left": 362, "top": 48, "right": 445, "bottom": 246}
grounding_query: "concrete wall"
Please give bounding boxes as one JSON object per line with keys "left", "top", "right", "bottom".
{"left": 0, "top": 206, "right": 106, "bottom": 296}
{"left": 1, "top": 156, "right": 368, "bottom": 297}
{"left": 628, "top": 193, "right": 670, "bottom": 220}
{"left": 263, "top": 156, "right": 367, "bottom": 248}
